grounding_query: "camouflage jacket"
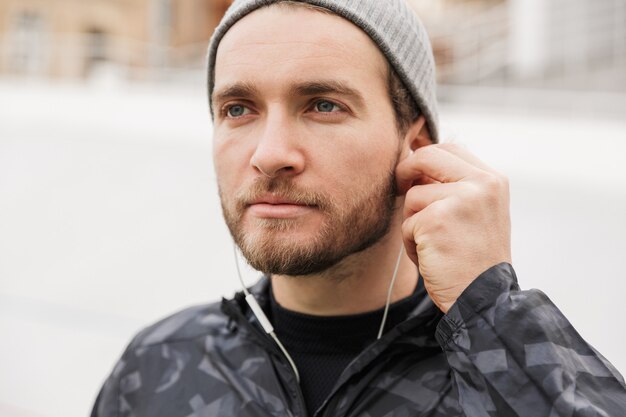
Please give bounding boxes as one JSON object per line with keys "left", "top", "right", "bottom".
{"left": 91, "top": 263, "right": 626, "bottom": 416}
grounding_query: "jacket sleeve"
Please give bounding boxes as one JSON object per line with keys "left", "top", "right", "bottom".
{"left": 90, "top": 356, "right": 124, "bottom": 417}
{"left": 435, "top": 263, "right": 626, "bottom": 417}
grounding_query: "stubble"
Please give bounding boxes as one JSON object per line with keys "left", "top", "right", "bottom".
{"left": 220, "top": 172, "right": 398, "bottom": 276}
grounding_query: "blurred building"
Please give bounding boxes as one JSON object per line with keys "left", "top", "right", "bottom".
{"left": 508, "top": 0, "right": 626, "bottom": 90}
{"left": 0, "top": 0, "right": 624, "bottom": 91}
{"left": 0, "top": 0, "right": 233, "bottom": 80}
{"left": 410, "top": 0, "right": 626, "bottom": 90}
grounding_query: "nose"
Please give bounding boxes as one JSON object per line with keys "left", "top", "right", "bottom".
{"left": 250, "top": 111, "right": 305, "bottom": 178}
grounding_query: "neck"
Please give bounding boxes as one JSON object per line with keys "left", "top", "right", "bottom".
{"left": 271, "top": 214, "right": 418, "bottom": 316}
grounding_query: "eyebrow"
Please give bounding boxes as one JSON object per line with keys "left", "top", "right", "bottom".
{"left": 289, "top": 80, "right": 365, "bottom": 108}
{"left": 212, "top": 80, "right": 365, "bottom": 109}
{"left": 212, "top": 82, "right": 259, "bottom": 106}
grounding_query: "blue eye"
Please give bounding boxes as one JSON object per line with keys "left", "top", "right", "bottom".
{"left": 314, "top": 100, "right": 340, "bottom": 113}
{"left": 226, "top": 105, "right": 249, "bottom": 117}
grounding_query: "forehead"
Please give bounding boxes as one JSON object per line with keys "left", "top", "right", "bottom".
{"left": 214, "top": 5, "right": 388, "bottom": 93}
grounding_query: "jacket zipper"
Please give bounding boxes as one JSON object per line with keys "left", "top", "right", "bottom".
{"left": 223, "top": 298, "right": 309, "bottom": 417}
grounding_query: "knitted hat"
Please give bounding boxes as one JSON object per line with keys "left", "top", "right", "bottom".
{"left": 207, "top": 0, "right": 439, "bottom": 142}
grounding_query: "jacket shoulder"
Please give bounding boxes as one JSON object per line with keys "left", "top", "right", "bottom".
{"left": 127, "top": 299, "right": 230, "bottom": 350}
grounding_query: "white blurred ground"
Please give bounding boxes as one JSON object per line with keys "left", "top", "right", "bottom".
{"left": 1, "top": 79, "right": 625, "bottom": 417}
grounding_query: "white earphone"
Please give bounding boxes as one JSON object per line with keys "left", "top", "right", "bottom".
{"left": 233, "top": 242, "right": 404, "bottom": 384}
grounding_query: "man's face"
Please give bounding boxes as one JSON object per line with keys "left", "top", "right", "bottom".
{"left": 212, "top": 5, "right": 403, "bottom": 275}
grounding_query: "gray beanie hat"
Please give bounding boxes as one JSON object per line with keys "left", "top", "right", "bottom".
{"left": 207, "top": 0, "right": 439, "bottom": 142}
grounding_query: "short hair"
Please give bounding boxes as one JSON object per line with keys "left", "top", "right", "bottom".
{"left": 387, "top": 64, "right": 420, "bottom": 135}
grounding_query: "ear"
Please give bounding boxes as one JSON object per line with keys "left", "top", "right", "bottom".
{"left": 400, "top": 116, "right": 432, "bottom": 158}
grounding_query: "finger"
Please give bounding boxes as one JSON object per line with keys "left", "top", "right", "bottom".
{"left": 394, "top": 172, "right": 439, "bottom": 196}
{"left": 437, "top": 143, "right": 498, "bottom": 175}
{"left": 401, "top": 214, "right": 420, "bottom": 267}
{"left": 396, "top": 145, "right": 483, "bottom": 193}
{"left": 401, "top": 201, "right": 443, "bottom": 270}
{"left": 402, "top": 182, "right": 463, "bottom": 219}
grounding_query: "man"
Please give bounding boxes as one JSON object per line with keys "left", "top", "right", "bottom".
{"left": 92, "top": 1, "right": 626, "bottom": 416}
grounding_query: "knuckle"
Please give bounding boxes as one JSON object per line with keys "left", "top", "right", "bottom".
{"left": 483, "top": 174, "right": 500, "bottom": 189}
{"left": 428, "top": 201, "right": 451, "bottom": 229}
{"left": 481, "top": 173, "right": 507, "bottom": 193}
{"left": 405, "top": 186, "right": 418, "bottom": 201}
{"left": 401, "top": 217, "right": 414, "bottom": 237}
{"left": 404, "top": 186, "right": 423, "bottom": 208}
{"left": 473, "top": 173, "right": 509, "bottom": 207}
{"left": 461, "top": 186, "right": 482, "bottom": 206}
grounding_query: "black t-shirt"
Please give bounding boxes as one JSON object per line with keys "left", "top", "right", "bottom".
{"left": 268, "top": 281, "right": 422, "bottom": 416}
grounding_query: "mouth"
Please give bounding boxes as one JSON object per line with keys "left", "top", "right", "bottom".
{"left": 247, "top": 195, "right": 318, "bottom": 219}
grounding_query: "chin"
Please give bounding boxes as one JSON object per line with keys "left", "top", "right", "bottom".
{"left": 246, "top": 214, "right": 324, "bottom": 234}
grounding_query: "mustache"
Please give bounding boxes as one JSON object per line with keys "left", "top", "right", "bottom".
{"left": 235, "top": 177, "right": 333, "bottom": 211}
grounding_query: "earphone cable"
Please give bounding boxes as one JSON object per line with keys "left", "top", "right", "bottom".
{"left": 377, "top": 245, "right": 405, "bottom": 340}
{"left": 233, "top": 245, "right": 301, "bottom": 383}
{"left": 234, "top": 242, "right": 403, "bottom": 378}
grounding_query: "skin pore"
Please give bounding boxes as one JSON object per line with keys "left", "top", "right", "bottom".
{"left": 212, "top": 5, "right": 431, "bottom": 316}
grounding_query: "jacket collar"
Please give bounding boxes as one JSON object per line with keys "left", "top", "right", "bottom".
{"left": 222, "top": 274, "right": 441, "bottom": 342}
{"left": 221, "top": 274, "right": 443, "bottom": 416}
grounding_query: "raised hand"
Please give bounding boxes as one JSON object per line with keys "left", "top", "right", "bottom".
{"left": 396, "top": 144, "right": 512, "bottom": 313}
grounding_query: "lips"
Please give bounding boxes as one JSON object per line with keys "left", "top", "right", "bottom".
{"left": 247, "top": 194, "right": 316, "bottom": 219}
{"left": 250, "top": 195, "right": 306, "bottom": 205}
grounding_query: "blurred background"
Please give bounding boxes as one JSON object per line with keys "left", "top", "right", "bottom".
{"left": 1, "top": 0, "right": 625, "bottom": 416}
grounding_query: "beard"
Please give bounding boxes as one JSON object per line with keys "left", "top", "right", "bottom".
{"left": 220, "top": 171, "right": 397, "bottom": 276}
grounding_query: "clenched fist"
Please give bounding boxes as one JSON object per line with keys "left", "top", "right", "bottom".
{"left": 396, "top": 144, "right": 512, "bottom": 313}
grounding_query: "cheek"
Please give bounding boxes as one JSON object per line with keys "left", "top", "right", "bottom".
{"left": 315, "top": 139, "right": 397, "bottom": 198}
{"left": 213, "top": 132, "right": 253, "bottom": 187}
{"left": 212, "top": 146, "right": 231, "bottom": 186}
{"left": 339, "top": 131, "right": 399, "bottom": 173}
